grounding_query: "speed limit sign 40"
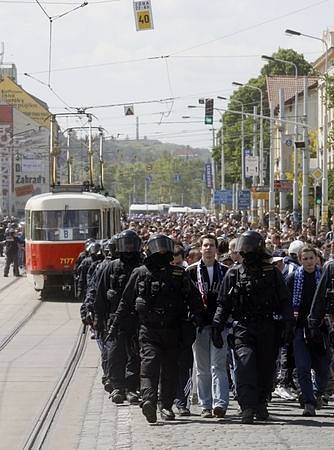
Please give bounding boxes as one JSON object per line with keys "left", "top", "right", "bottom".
{"left": 133, "top": 1, "right": 154, "bottom": 31}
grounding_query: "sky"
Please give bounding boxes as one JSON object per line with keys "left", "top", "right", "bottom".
{"left": 1, "top": 0, "right": 333, "bottom": 149}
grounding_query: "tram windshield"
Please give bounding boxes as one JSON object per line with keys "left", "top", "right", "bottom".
{"left": 31, "top": 209, "right": 101, "bottom": 241}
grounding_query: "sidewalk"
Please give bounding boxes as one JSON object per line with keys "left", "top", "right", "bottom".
{"left": 77, "top": 361, "right": 334, "bottom": 450}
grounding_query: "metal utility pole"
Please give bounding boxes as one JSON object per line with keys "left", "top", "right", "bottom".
{"left": 220, "top": 121, "right": 225, "bottom": 190}
{"left": 211, "top": 128, "right": 216, "bottom": 211}
{"left": 251, "top": 105, "right": 258, "bottom": 224}
{"left": 136, "top": 116, "right": 139, "bottom": 140}
{"left": 50, "top": 114, "right": 56, "bottom": 187}
{"left": 262, "top": 55, "right": 299, "bottom": 213}
{"left": 302, "top": 76, "right": 310, "bottom": 224}
{"left": 66, "top": 128, "right": 72, "bottom": 184}
{"left": 269, "top": 104, "right": 276, "bottom": 228}
{"left": 98, "top": 128, "right": 104, "bottom": 190}
{"left": 87, "top": 114, "right": 93, "bottom": 186}
{"left": 285, "top": 29, "right": 329, "bottom": 227}
{"left": 279, "top": 88, "right": 288, "bottom": 217}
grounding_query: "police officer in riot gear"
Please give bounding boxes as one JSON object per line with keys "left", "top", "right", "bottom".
{"left": 77, "top": 241, "right": 103, "bottom": 301}
{"left": 3, "top": 228, "right": 20, "bottom": 277}
{"left": 111, "top": 234, "right": 205, "bottom": 424}
{"left": 213, "top": 230, "right": 293, "bottom": 424}
{"left": 95, "top": 230, "right": 142, "bottom": 404}
{"left": 309, "top": 261, "right": 334, "bottom": 347}
{"left": 80, "top": 235, "right": 119, "bottom": 394}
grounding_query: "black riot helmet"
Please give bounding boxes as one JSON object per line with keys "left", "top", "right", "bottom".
{"left": 116, "top": 230, "right": 142, "bottom": 254}
{"left": 85, "top": 238, "right": 95, "bottom": 251}
{"left": 108, "top": 234, "right": 119, "bottom": 259}
{"left": 146, "top": 234, "right": 174, "bottom": 258}
{"left": 88, "top": 241, "right": 102, "bottom": 255}
{"left": 235, "top": 230, "right": 270, "bottom": 257}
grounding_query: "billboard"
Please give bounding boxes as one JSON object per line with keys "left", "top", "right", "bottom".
{"left": 13, "top": 127, "right": 49, "bottom": 214}
{"left": 0, "top": 77, "right": 50, "bottom": 129}
{"left": 0, "top": 105, "right": 13, "bottom": 215}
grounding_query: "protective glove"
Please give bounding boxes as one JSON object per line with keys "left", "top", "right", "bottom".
{"left": 104, "top": 324, "right": 118, "bottom": 343}
{"left": 211, "top": 327, "right": 224, "bottom": 349}
{"left": 82, "top": 312, "right": 94, "bottom": 326}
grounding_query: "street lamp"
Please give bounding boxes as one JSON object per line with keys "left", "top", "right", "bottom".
{"left": 285, "top": 28, "right": 329, "bottom": 227}
{"left": 188, "top": 104, "right": 220, "bottom": 210}
{"left": 217, "top": 97, "right": 227, "bottom": 191}
{"left": 262, "top": 54, "right": 300, "bottom": 215}
{"left": 233, "top": 81, "right": 264, "bottom": 187}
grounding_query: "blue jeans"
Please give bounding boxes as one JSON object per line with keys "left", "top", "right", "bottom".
{"left": 293, "top": 327, "right": 331, "bottom": 406}
{"left": 192, "top": 326, "right": 229, "bottom": 410}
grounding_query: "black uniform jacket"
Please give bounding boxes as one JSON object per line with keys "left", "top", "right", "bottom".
{"left": 213, "top": 262, "right": 293, "bottom": 327}
{"left": 309, "top": 261, "right": 334, "bottom": 328}
{"left": 114, "top": 263, "right": 205, "bottom": 326}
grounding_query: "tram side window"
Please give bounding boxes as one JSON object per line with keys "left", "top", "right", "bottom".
{"left": 25, "top": 211, "right": 31, "bottom": 240}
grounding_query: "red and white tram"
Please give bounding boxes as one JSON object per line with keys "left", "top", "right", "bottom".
{"left": 25, "top": 187, "right": 121, "bottom": 296}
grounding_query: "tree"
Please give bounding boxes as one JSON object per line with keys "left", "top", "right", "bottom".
{"left": 216, "top": 48, "right": 313, "bottom": 189}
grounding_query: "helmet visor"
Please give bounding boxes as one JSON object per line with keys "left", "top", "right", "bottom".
{"left": 117, "top": 236, "right": 141, "bottom": 253}
{"left": 148, "top": 236, "right": 174, "bottom": 255}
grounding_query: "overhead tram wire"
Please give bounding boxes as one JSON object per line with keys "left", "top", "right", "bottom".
{"left": 168, "top": 0, "right": 330, "bottom": 56}
{"left": 0, "top": 0, "right": 119, "bottom": 4}
{"left": 33, "top": 0, "right": 88, "bottom": 87}
{"left": 25, "top": 48, "right": 320, "bottom": 76}
{"left": 24, "top": 72, "right": 75, "bottom": 111}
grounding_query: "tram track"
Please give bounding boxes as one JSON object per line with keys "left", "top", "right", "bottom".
{"left": 0, "top": 301, "right": 43, "bottom": 351}
{"left": 22, "top": 324, "right": 88, "bottom": 450}
{"left": 0, "top": 276, "right": 21, "bottom": 295}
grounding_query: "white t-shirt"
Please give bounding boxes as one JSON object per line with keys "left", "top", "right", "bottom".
{"left": 207, "top": 265, "right": 214, "bottom": 288}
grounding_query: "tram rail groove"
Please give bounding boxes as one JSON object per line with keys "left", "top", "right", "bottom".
{"left": 0, "top": 277, "right": 21, "bottom": 295}
{"left": 0, "top": 302, "right": 43, "bottom": 351}
{"left": 22, "top": 324, "right": 88, "bottom": 450}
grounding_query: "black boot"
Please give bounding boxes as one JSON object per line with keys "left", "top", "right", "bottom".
{"left": 142, "top": 400, "right": 157, "bottom": 423}
{"left": 255, "top": 404, "right": 269, "bottom": 421}
{"left": 110, "top": 389, "right": 125, "bottom": 404}
{"left": 160, "top": 408, "right": 175, "bottom": 421}
{"left": 241, "top": 408, "right": 254, "bottom": 424}
{"left": 127, "top": 391, "right": 140, "bottom": 404}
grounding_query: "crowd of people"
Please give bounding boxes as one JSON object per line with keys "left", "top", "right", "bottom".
{"left": 0, "top": 217, "right": 25, "bottom": 277}
{"left": 75, "top": 211, "right": 334, "bottom": 425}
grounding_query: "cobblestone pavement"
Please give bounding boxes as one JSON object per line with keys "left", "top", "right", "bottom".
{"left": 77, "top": 366, "right": 334, "bottom": 450}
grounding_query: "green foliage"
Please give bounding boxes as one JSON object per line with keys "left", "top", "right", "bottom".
{"left": 105, "top": 153, "right": 208, "bottom": 209}
{"left": 218, "top": 48, "right": 313, "bottom": 187}
{"left": 260, "top": 48, "right": 313, "bottom": 77}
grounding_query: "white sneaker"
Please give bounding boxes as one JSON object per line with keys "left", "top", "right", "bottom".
{"left": 274, "top": 386, "right": 296, "bottom": 400}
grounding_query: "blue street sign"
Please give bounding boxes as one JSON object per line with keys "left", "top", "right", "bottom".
{"left": 205, "top": 163, "right": 213, "bottom": 188}
{"left": 214, "top": 189, "right": 233, "bottom": 205}
{"left": 238, "top": 189, "right": 251, "bottom": 210}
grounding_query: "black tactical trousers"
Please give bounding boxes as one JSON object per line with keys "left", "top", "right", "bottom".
{"left": 175, "top": 322, "right": 196, "bottom": 408}
{"left": 139, "top": 325, "right": 179, "bottom": 409}
{"left": 4, "top": 251, "right": 19, "bottom": 276}
{"left": 233, "top": 319, "right": 279, "bottom": 411}
{"left": 106, "top": 329, "right": 140, "bottom": 392}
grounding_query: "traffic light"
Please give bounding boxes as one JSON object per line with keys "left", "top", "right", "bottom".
{"left": 205, "top": 98, "right": 214, "bottom": 125}
{"left": 315, "top": 185, "right": 322, "bottom": 205}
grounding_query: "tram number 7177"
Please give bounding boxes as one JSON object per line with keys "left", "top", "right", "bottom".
{"left": 60, "top": 258, "right": 74, "bottom": 265}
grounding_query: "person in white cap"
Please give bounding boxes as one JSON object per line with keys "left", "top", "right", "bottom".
{"left": 282, "top": 240, "right": 305, "bottom": 280}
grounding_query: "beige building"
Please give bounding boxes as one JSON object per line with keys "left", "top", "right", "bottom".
{"left": 0, "top": 70, "right": 50, "bottom": 217}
